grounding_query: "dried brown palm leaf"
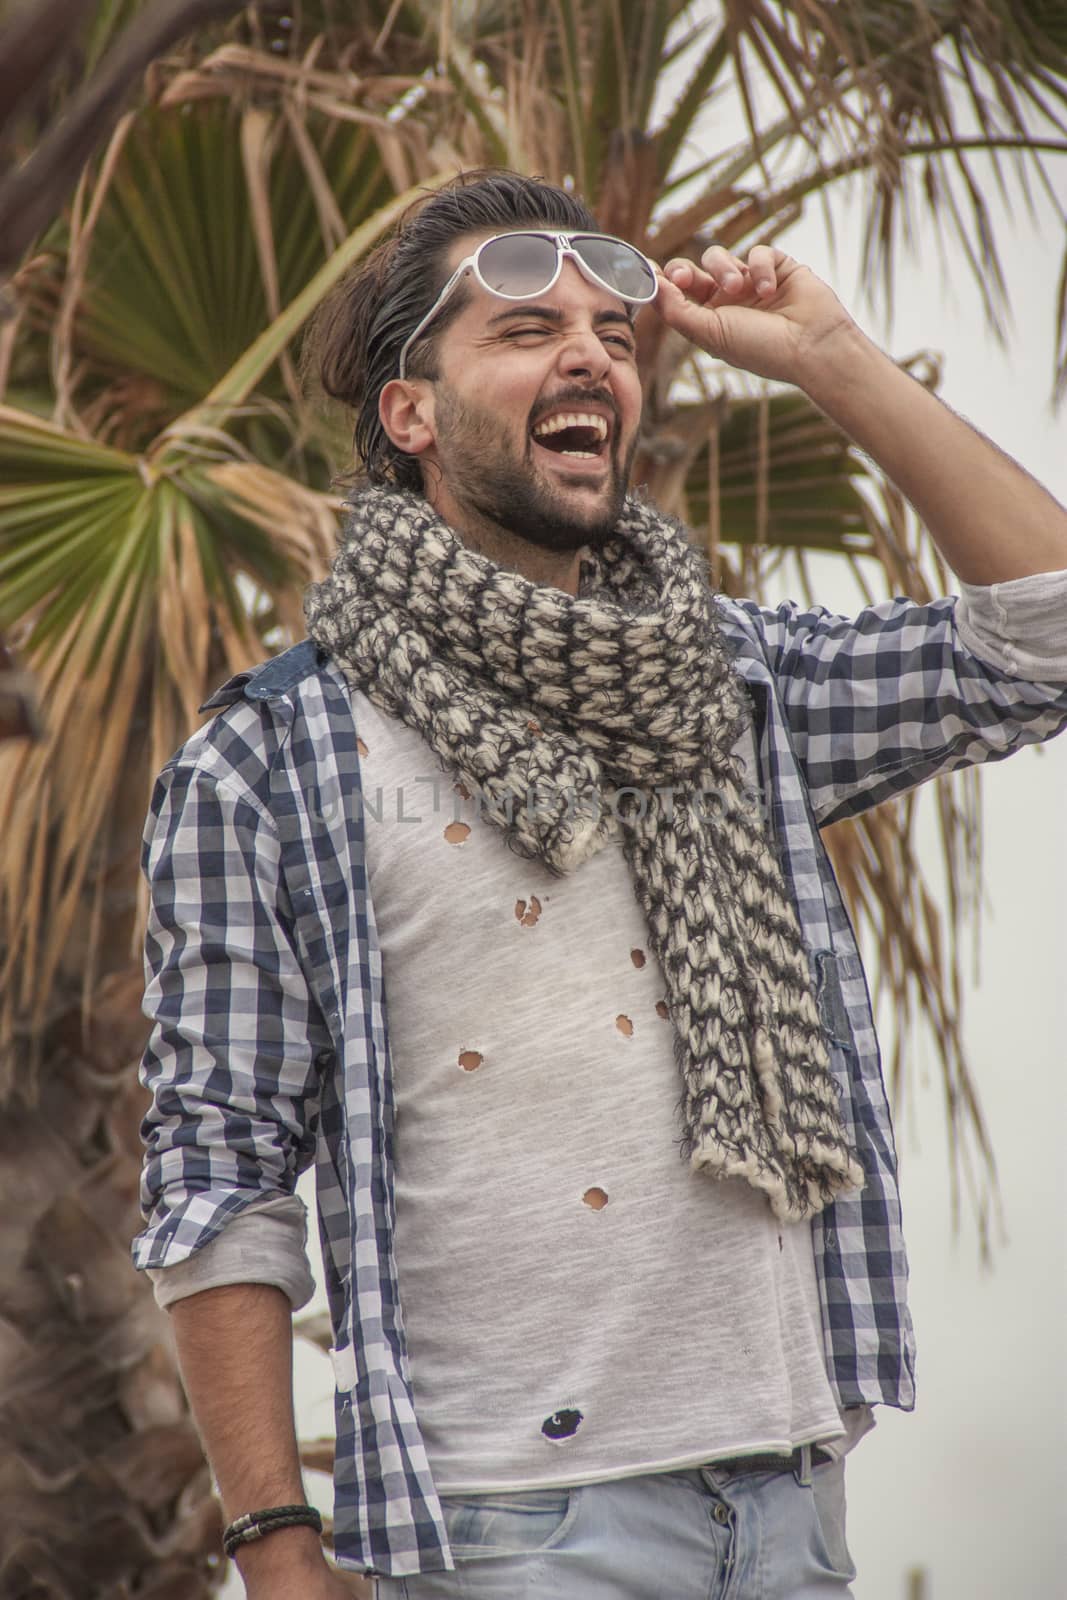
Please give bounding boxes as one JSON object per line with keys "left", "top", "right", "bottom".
{"left": 158, "top": 39, "right": 429, "bottom": 105}
{"left": 241, "top": 105, "right": 304, "bottom": 410}
{"left": 282, "top": 101, "right": 350, "bottom": 253}
{"left": 50, "top": 108, "right": 138, "bottom": 434}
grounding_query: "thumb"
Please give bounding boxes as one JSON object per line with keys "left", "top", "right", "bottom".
{"left": 655, "top": 273, "right": 730, "bottom": 359}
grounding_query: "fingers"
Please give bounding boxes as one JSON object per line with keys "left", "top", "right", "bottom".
{"left": 661, "top": 245, "right": 785, "bottom": 304}
{"left": 658, "top": 258, "right": 717, "bottom": 306}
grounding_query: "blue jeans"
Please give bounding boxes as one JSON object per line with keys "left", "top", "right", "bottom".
{"left": 373, "top": 1453, "right": 856, "bottom": 1599}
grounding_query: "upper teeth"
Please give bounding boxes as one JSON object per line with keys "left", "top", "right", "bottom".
{"left": 533, "top": 412, "right": 609, "bottom": 441}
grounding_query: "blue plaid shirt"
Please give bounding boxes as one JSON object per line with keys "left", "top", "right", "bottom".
{"left": 133, "top": 593, "right": 1067, "bottom": 1577}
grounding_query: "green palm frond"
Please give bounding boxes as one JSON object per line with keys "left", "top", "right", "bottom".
{"left": 0, "top": 405, "right": 338, "bottom": 1071}
{"left": 15, "top": 98, "right": 409, "bottom": 455}
{"left": 667, "top": 389, "right": 873, "bottom": 550}
{"left": 0, "top": 169, "right": 455, "bottom": 1073}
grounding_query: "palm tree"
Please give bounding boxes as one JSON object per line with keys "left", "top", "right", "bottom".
{"left": 1, "top": 3, "right": 1064, "bottom": 1593}
{"left": 0, "top": 636, "right": 38, "bottom": 740}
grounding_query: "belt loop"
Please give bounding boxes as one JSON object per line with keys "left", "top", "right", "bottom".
{"left": 795, "top": 1443, "right": 813, "bottom": 1487}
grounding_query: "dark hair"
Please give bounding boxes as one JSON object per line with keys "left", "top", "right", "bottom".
{"left": 302, "top": 169, "right": 600, "bottom": 491}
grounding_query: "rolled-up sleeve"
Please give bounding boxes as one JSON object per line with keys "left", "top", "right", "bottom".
{"left": 132, "top": 759, "right": 331, "bottom": 1272}
{"left": 146, "top": 1192, "right": 316, "bottom": 1309}
{"left": 955, "top": 567, "right": 1067, "bottom": 681}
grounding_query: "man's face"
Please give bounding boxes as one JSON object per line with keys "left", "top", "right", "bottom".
{"left": 416, "top": 231, "right": 646, "bottom": 554}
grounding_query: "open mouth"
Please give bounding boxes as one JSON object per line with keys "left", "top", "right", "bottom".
{"left": 531, "top": 410, "right": 611, "bottom": 461}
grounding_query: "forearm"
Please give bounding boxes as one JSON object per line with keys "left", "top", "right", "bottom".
{"left": 800, "top": 323, "right": 1067, "bottom": 585}
{"left": 169, "top": 1282, "right": 327, "bottom": 1587}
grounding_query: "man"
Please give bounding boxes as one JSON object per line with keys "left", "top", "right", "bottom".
{"left": 132, "top": 171, "right": 1067, "bottom": 1599}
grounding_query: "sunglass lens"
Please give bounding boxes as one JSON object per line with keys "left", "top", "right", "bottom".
{"left": 574, "top": 236, "right": 657, "bottom": 300}
{"left": 479, "top": 233, "right": 560, "bottom": 296}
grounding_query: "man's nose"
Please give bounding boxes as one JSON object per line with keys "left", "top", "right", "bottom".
{"left": 556, "top": 325, "right": 612, "bottom": 381}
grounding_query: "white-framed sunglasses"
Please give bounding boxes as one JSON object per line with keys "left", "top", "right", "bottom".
{"left": 396, "top": 229, "right": 659, "bottom": 380}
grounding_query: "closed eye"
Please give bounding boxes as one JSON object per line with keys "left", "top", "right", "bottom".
{"left": 503, "top": 328, "right": 635, "bottom": 358}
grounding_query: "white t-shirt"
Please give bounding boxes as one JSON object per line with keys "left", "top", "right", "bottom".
{"left": 354, "top": 693, "right": 843, "bottom": 1492}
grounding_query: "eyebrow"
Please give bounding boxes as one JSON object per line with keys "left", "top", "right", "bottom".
{"left": 484, "top": 304, "right": 636, "bottom": 330}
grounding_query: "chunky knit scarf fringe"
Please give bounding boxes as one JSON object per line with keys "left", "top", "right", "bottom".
{"left": 305, "top": 486, "right": 864, "bottom": 1222}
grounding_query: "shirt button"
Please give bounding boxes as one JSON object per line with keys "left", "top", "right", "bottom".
{"left": 713, "top": 1502, "right": 730, "bottom": 1525}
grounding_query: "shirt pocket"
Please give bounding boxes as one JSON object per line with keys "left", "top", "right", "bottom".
{"left": 438, "top": 1487, "right": 579, "bottom": 1563}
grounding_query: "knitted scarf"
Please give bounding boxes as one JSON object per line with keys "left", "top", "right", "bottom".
{"left": 304, "top": 486, "right": 864, "bottom": 1222}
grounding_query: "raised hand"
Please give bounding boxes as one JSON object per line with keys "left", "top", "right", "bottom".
{"left": 654, "top": 244, "right": 857, "bottom": 389}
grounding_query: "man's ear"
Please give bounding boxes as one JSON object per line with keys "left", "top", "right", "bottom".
{"left": 379, "top": 378, "right": 436, "bottom": 458}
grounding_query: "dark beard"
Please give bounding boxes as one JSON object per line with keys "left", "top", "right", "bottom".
{"left": 432, "top": 385, "right": 636, "bottom": 553}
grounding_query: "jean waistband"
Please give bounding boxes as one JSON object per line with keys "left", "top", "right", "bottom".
{"left": 712, "top": 1444, "right": 834, "bottom": 1477}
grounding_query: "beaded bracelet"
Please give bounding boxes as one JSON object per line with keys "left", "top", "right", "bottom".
{"left": 222, "top": 1503, "right": 323, "bottom": 1559}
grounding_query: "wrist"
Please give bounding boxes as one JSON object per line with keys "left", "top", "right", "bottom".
{"left": 233, "top": 1523, "right": 328, "bottom": 1581}
{"left": 795, "top": 318, "right": 882, "bottom": 414}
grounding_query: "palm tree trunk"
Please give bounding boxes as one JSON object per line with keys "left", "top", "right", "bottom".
{"left": 0, "top": 969, "right": 226, "bottom": 1597}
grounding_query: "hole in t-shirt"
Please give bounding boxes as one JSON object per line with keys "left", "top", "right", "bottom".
{"left": 630, "top": 948, "right": 646, "bottom": 968}
{"left": 655, "top": 1000, "right": 669, "bottom": 1020}
{"left": 515, "top": 895, "right": 542, "bottom": 927}
{"left": 356, "top": 737, "right": 369, "bottom": 757}
{"left": 616, "top": 1014, "right": 633, "bottom": 1037}
{"left": 444, "top": 822, "right": 471, "bottom": 844}
{"left": 458, "top": 1051, "right": 484, "bottom": 1072}
{"left": 583, "top": 1187, "right": 609, "bottom": 1210}
{"left": 541, "top": 1409, "right": 583, "bottom": 1441}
